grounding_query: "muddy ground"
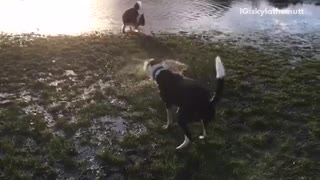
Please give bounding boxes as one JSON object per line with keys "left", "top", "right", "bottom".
{"left": 0, "top": 32, "right": 319, "bottom": 179}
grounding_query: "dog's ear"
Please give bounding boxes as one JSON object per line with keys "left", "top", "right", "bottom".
{"left": 143, "top": 58, "right": 162, "bottom": 71}
{"left": 150, "top": 59, "right": 162, "bottom": 66}
{"left": 162, "top": 60, "right": 188, "bottom": 74}
{"left": 143, "top": 58, "right": 154, "bottom": 71}
{"left": 143, "top": 59, "right": 151, "bottom": 71}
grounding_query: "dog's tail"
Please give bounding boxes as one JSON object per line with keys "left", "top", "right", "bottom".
{"left": 210, "top": 56, "right": 225, "bottom": 105}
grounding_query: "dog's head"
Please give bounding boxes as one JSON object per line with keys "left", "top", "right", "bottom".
{"left": 143, "top": 59, "right": 188, "bottom": 80}
{"left": 134, "top": 1, "right": 142, "bottom": 10}
{"left": 143, "top": 58, "right": 166, "bottom": 80}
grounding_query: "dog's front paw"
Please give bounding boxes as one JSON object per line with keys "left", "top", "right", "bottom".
{"left": 199, "top": 135, "right": 207, "bottom": 140}
{"left": 162, "top": 124, "right": 169, "bottom": 129}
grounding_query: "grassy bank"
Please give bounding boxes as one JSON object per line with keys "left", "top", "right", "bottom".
{"left": 0, "top": 33, "right": 319, "bottom": 179}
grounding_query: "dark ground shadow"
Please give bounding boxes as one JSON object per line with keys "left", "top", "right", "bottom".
{"left": 133, "top": 33, "right": 174, "bottom": 58}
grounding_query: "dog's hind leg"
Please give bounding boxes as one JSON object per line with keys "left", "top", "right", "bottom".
{"left": 176, "top": 120, "right": 191, "bottom": 149}
{"left": 122, "top": 24, "right": 126, "bottom": 33}
{"left": 199, "top": 119, "right": 209, "bottom": 139}
{"left": 176, "top": 108, "right": 193, "bottom": 150}
{"left": 134, "top": 25, "right": 139, "bottom": 32}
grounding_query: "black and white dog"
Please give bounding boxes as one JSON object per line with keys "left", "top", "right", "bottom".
{"left": 144, "top": 57, "right": 225, "bottom": 149}
{"left": 122, "top": 1, "right": 145, "bottom": 33}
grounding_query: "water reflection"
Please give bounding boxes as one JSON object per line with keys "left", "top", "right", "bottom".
{"left": 268, "top": 0, "right": 303, "bottom": 9}
{"left": 0, "top": 0, "right": 319, "bottom": 35}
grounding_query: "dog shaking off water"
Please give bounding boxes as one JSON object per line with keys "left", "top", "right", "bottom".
{"left": 144, "top": 57, "right": 225, "bottom": 149}
{"left": 122, "top": 1, "right": 145, "bottom": 33}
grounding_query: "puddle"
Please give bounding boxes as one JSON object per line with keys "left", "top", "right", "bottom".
{"left": 23, "top": 104, "right": 55, "bottom": 128}
{"left": 37, "top": 70, "right": 77, "bottom": 87}
{"left": 80, "top": 80, "right": 115, "bottom": 101}
{"left": 74, "top": 143, "right": 103, "bottom": 178}
{"left": 0, "top": 93, "right": 15, "bottom": 104}
{"left": 49, "top": 79, "right": 66, "bottom": 87}
{"left": 65, "top": 70, "right": 77, "bottom": 76}
{"left": 17, "top": 90, "right": 37, "bottom": 103}
{"left": 72, "top": 116, "right": 146, "bottom": 178}
{"left": 97, "top": 79, "right": 113, "bottom": 91}
{"left": 75, "top": 116, "right": 146, "bottom": 144}
{"left": 64, "top": 70, "right": 77, "bottom": 82}
{"left": 0, "top": 90, "right": 39, "bottom": 105}
{"left": 0, "top": 93, "right": 15, "bottom": 105}
{"left": 98, "top": 116, "right": 129, "bottom": 135}
{"left": 22, "top": 137, "right": 37, "bottom": 153}
{"left": 0, "top": 92, "right": 15, "bottom": 99}
{"left": 0, "top": 99, "right": 11, "bottom": 105}
{"left": 81, "top": 84, "right": 97, "bottom": 100}
{"left": 107, "top": 96, "right": 127, "bottom": 109}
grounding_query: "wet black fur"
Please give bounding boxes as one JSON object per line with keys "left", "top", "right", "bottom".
{"left": 155, "top": 70, "right": 224, "bottom": 141}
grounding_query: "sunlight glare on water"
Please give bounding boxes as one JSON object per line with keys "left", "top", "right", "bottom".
{"left": 0, "top": 0, "right": 104, "bottom": 35}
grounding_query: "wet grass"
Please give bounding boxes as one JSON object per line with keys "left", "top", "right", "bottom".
{"left": 0, "top": 32, "right": 319, "bottom": 179}
{"left": 97, "top": 150, "right": 127, "bottom": 167}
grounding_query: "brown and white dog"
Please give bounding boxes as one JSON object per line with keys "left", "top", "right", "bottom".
{"left": 144, "top": 57, "right": 225, "bottom": 149}
{"left": 122, "top": 1, "right": 145, "bottom": 33}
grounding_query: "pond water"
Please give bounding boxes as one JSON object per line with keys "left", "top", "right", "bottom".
{"left": 0, "top": 0, "right": 319, "bottom": 35}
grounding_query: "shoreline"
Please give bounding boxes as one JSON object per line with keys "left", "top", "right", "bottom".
{"left": 1, "top": 30, "right": 319, "bottom": 61}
